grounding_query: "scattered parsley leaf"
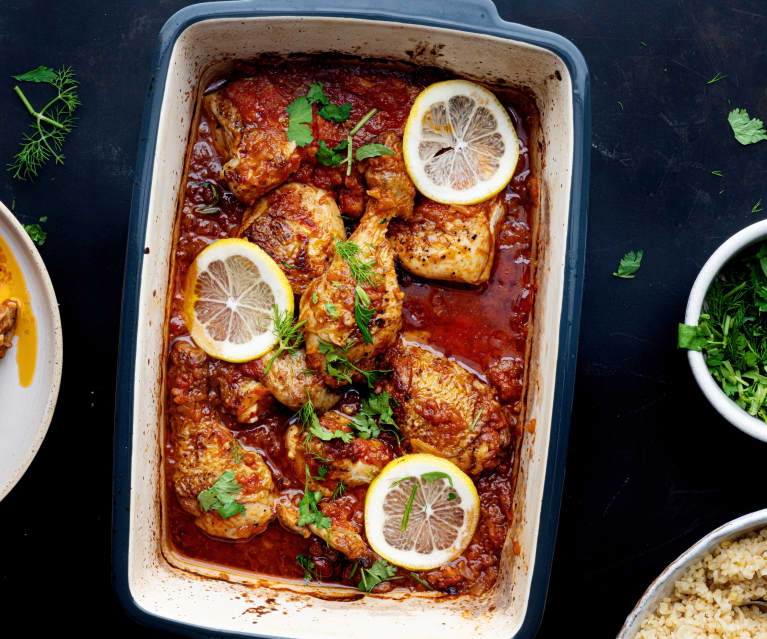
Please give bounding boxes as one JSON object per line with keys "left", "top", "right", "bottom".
{"left": 677, "top": 323, "right": 707, "bottom": 351}
{"left": 298, "top": 487, "right": 331, "bottom": 529}
{"left": 286, "top": 96, "right": 314, "bottom": 146}
{"left": 298, "top": 388, "right": 353, "bottom": 443}
{"left": 447, "top": 492, "right": 457, "bottom": 501}
{"left": 613, "top": 250, "right": 643, "bottom": 279}
{"left": 281, "top": 260, "right": 299, "bottom": 270}
{"left": 312, "top": 291, "right": 318, "bottom": 304}
{"left": 358, "top": 559, "right": 398, "bottom": 592}
{"left": 197, "top": 470, "right": 245, "bottom": 519}
{"left": 23, "top": 219, "right": 47, "bottom": 246}
{"left": 296, "top": 554, "right": 317, "bottom": 583}
{"left": 728, "top": 108, "right": 767, "bottom": 145}
{"left": 707, "top": 72, "right": 727, "bottom": 84}
{"left": 306, "top": 82, "right": 329, "bottom": 106}
{"left": 316, "top": 139, "right": 348, "bottom": 166}
{"left": 190, "top": 179, "right": 220, "bottom": 205}
{"left": 753, "top": 200, "right": 763, "bottom": 214}
{"left": 318, "top": 340, "right": 390, "bottom": 388}
{"left": 355, "top": 143, "right": 394, "bottom": 161}
{"left": 264, "top": 304, "right": 305, "bottom": 374}
{"left": 9, "top": 66, "right": 80, "bottom": 181}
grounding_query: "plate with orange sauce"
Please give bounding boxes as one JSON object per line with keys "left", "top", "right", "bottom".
{"left": 0, "top": 200, "right": 62, "bottom": 501}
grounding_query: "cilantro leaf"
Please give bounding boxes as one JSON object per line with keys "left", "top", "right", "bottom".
{"left": 306, "top": 82, "right": 329, "bottom": 106}
{"left": 316, "top": 140, "right": 348, "bottom": 166}
{"left": 13, "top": 65, "right": 57, "bottom": 84}
{"left": 677, "top": 323, "right": 707, "bottom": 351}
{"left": 728, "top": 108, "right": 767, "bottom": 145}
{"left": 355, "top": 143, "right": 394, "bottom": 161}
{"left": 298, "top": 488, "right": 331, "bottom": 529}
{"left": 286, "top": 96, "right": 314, "bottom": 146}
{"left": 24, "top": 219, "right": 47, "bottom": 246}
{"left": 296, "top": 555, "right": 317, "bottom": 583}
{"left": 358, "top": 559, "right": 398, "bottom": 592}
{"left": 197, "top": 470, "right": 245, "bottom": 519}
{"left": 350, "top": 391, "right": 399, "bottom": 440}
{"left": 421, "top": 471, "right": 453, "bottom": 485}
{"left": 319, "top": 102, "right": 352, "bottom": 122}
{"left": 298, "top": 388, "right": 353, "bottom": 443}
{"left": 317, "top": 340, "right": 390, "bottom": 388}
{"left": 613, "top": 250, "right": 643, "bottom": 279}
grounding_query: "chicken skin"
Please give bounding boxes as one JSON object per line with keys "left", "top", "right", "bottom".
{"left": 0, "top": 298, "right": 20, "bottom": 359}
{"left": 378, "top": 335, "right": 511, "bottom": 475}
{"left": 239, "top": 183, "right": 345, "bottom": 295}
{"left": 299, "top": 133, "right": 415, "bottom": 386}
{"left": 204, "top": 77, "right": 302, "bottom": 205}
{"left": 168, "top": 341, "right": 277, "bottom": 539}
{"left": 388, "top": 195, "right": 506, "bottom": 284}
{"left": 244, "top": 347, "right": 342, "bottom": 412}
{"left": 213, "top": 364, "right": 274, "bottom": 424}
{"left": 285, "top": 410, "right": 395, "bottom": 496}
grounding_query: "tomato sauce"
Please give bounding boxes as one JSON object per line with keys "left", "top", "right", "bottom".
{"left": 164, "top": 60, "right": 538, "bottom": 595}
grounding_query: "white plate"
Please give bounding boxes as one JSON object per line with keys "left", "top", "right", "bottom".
{"left": 0, "top": 200, "right": 63, "bottom": 501}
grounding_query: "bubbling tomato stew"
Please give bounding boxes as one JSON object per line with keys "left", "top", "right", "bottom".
{"left": 163, "top": 58, "right": 539, "bottom": 595}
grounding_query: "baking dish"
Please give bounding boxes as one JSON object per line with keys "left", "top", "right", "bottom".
{"left": 112, "top": 1, "right": 590, "bottom": 637}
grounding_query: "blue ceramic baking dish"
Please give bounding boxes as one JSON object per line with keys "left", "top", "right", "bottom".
{"left": 112, "top": 1, "right": 590, "bottom": 637}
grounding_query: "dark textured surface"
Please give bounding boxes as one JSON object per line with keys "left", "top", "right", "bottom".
{"left": 1, "top": 1, "right": 766, "bottom": 636}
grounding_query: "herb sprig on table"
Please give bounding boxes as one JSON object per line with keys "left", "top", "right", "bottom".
{"left": 678, "top": 242, "right": 767, "bottom": 423}
{"left": 8, "top": 66, "right": 80, "bottom": 180}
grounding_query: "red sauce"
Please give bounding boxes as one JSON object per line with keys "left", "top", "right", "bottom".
{"left": 164, "top": 60, "right": 537, "bottom": 594}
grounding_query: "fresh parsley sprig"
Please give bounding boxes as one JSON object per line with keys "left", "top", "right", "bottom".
{"left": 264, "top": 304, "right": 306, "bottom": 375}
{"left": 23, "top": 217, "right": 48, "bottom": 246}
{"left": 298, "top": 388, "right": 353, "bottom": 443}
{"left": 728, "top": 108, "right": 767, "bottom": 145}
{"left": 318, "top": 340, "right": 390, "bottom": 388}
{"left": 357, "top": 559, "right": 400, "bottom": 592}
{"left": 296, "top": 554, "right": 318, "bottom": 583}
{"left": 8, "top": 66, "right": 80, "bottom": 181}
{"left": 349, "top": 391, "right": 399, "bottom": 441}
{"left": 613, "top": 250, "right": 643, "bottom": 279}
{"left": 197, "top": 470, "right": 245, "bottom": 519}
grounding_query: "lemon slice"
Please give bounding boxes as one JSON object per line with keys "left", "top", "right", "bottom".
{"left": 364, "top": 454, "right": 479, "bottom": 570}
{"left": 182, "top": 238, "right": 293, "bottom": 362}
{"left": 403, "top": 79, "right": 519, "bottom": 205}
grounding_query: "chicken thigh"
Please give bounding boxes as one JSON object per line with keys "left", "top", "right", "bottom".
{"left": 0, "top": 298, "right": 20, "bottom": 359}
{"left": 299, "top": 133, "right": 415, "bottom": 385}
{"left": 378, "top": 335, "right": 511, "bottom": 475}
{"left": 168, "top": 341, "right": 277, "bottom": 539}
{"left": 285, "top": 410, "right": 395, "bottom": 496}
{"left": 204, "top": 77, "right": 302, "bottom": 205}
{"left": 388, "top": 195, "right": 506, "bottom": 284}
{"left": 239, "top": 183, "right": 345, "bottom": 295}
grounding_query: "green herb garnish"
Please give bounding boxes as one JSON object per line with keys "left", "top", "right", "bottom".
{"left": 410, "top": 572, "right": 434, "bottom": 590}
{"left": 707, "top": 72, "right": 727, "bottom": 84}
{"left": 286, "top": 96, "right": 314, "bottom": 147}
{"left": 23, "top": 217, "right": 47, "bottom": 246}
{"left": 324, "top": 302, "right": 339, "bottom": 318}
{"left": 298, "top": 388, "right": 353, "bottom": 443}
{"left": 264, "top": 305, "right": 305, "bottom": 375}
{"left": 296, "top": 555, "right": 317, "bottom": 583}
{"left": 753, "top": 200, "right": 763, "bottom": 214}
{"left": 711, "top": 170, "right": 723, "bottom": 177}
{"left": 401, "top": 483, "right": 419, "bottom": 531}
{"left": 728, "top": 108, "right": 767, "bottom": 145}
{"left": 334, "top": 238, "right": 380, "bottom": 286}
{"left": 613, "top": 250, "right": 643, "bottom": 279}
{"left": 469, "top": 409, "right": 483, "bottom": 431}
{"left": 298, "top": 486, "right": 331, "bottom": 529}
{"left": 316, "top": 140, "right": 348, "bottom": 167}
{"left": 355, "top": 144, "right": 395, "bottom": 161}
{"left": 8, "top": 66, "right": 80, "bottom": 181}
{"left": 332, "top": 480, "right": 346, "bottom": 500}
{"left": 354, "top": 285, "right": 375, "bottom": 344}
{"left": 678, "top": 242, "right": 767, "bottom": 422}
{"left": 229, "top": 439, "right": 244, "bottom": 464}
{"left": 318, "top": 340, "right": 390, "bottom": 388}
{"left": 197, "top": 470, "right": 246, "bottom": 519}
{"left": 358, "top": 559, "right": 399, "bottom": 592}
{"left": 420, "top": 471, "right": 454, "bottom": 486}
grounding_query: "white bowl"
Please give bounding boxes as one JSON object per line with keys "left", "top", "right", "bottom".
{"left": 617, "top": 508, "right": 767, "bottom": 638}
{"left": 684, "top": 220, "right": 767, "bottom": 443}
{"left": 0, "top": 200, "right": 63, "bottom": 500}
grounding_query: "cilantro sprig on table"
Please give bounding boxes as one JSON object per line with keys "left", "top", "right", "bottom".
{"left": 197, "top": 470, "right": 246, "bottom": 519}
{"left": 678, "top": 242, "right": 767, "bottom": 423}
{"left": 613, "top": 250, "right": 644, "bottom": 279}
{"left": 728, "top": 108, "right": 767, "bottom": 145}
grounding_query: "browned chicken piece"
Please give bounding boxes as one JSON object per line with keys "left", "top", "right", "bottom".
{"left": 244, "top": 347, "right": 342, "bottom": 412}
{"left": 378, "top": 335, "right": 511, "bottom": 475}
{"left": 212, "top": 365, "right": 274, "bottom": 424}
{"left": 239, "top": 183, "right": 346, "bottom": 295}
{"left": 388, "top": 195, "right": 506, "bottom": 284}
{"left": 298, "top": 133, "right": 415, "bottom": 386}
{"left": 203, "top": 77, "right": 302, "bottom": 205}
{"left": 168, "top": 341, "right": 277, "bottom": 539}
{"left": 276, "top": 495, "right": 376, "bottom": 565}
{"left": 0, "top": 298, "right": 20, "bottom": 359}
{"left": 285, "top": 410, "right": 395, "bottom": 496}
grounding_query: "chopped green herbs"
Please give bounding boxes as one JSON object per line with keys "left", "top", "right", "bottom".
{"left": 23, "top": 218, "right": 47, "bottom": 246}
{"left": 318, "top": 340, "right": 390, "bottom": 388}
{"left": 264, "top": 305, "right": 305, "bottom": 375}
{"left": 354, "top": 284, "right": 375, "bottom": 344}
{"left": 296, "top": 554, "right": 317, "bottom": 583}
{"left": 8, "top": 65, "right": 80, "bottom": 181}
{"left": 728, "top": 108, "right": 767, "bottom": 145}
{"left": 332, "top": 480, "right": 346, "bottom": 500}
{"left": 711, "top": 170, "right": 723, "bottom": 177}
{"left": 324, "top": 302, "right": 339, "bottom": 318}
{"left": 617, "top": 101, "right": 624, "bottom": 111}
{"left": 707, "top": 72, "right": 727, "bottom": 84}
{"left": 197, "top": 470, "right": 245, "bottom": 519}
{"left": 753, "top": 200, "right": 764, "bottom": 214}
{"left": 286, "top": 96, "right": 314, "bottom": 146}
{"left": 335, "top": 238, "right": 380, "bottom": 286}
{"left": 305, "top": 81, "right": 352, "bottom": 122}
{"left": 312, "top": 291, "right": 318, "bottom": 304}
{"left": 401, "top": 483, "right": 419, "bottom": 531}
{"left": 281, "top": 260, "right": 299, "bottom": 270}
{"left": 229, "top": 439, "right": 244, "bottom": 464}
{"left": 316, "top": 140, "right": 348, "bottom": 167}
{"left": 421, "top": 471, "right": 454, "bottom": 486}
{"left": 355, "top": 143, "right": 394, "bottom": 161}
{"left": 678, "top": 242, "right": 767, "bottom": 423}
{"left": 613, "top": 250, "right": 643, "bottom": 279}
{"left": 358, "top": 559, "right": 398, "bottom": 592}
{"left": 298, "top": 486, "right": 331, "bottom": 529}
{"left": 349, "top": 391, "right": 399, "bottom": 441}
{"left": 298, "top": 388, "right": 353, "bottom": 443}
{"left": 469, "top": 409, "right": 483, "bottom": 431}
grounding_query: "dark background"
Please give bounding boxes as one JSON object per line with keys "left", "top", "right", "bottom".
{"left": 1, "top": 1, "right": 765, "bottom": 637}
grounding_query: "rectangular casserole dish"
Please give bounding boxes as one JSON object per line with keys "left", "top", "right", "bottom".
{"left": 112, "top": 1, "right": 590, "bottom": 637}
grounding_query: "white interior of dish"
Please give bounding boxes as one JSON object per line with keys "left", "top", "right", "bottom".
{"left": 128, "top": 16, "right": 574, "bottom": 638}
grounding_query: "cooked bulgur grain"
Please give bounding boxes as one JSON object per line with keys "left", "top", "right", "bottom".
{"left": 635, "top": 527, "right": 767, "bottom": 638}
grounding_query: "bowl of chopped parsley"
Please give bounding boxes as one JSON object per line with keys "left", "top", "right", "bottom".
{"left": 679, "top": 220, "right": 767, "bottom": 442}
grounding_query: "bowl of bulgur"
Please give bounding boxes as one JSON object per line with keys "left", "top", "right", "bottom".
{"left": 618, "top": 509, "right": 767, "bottom": 639}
